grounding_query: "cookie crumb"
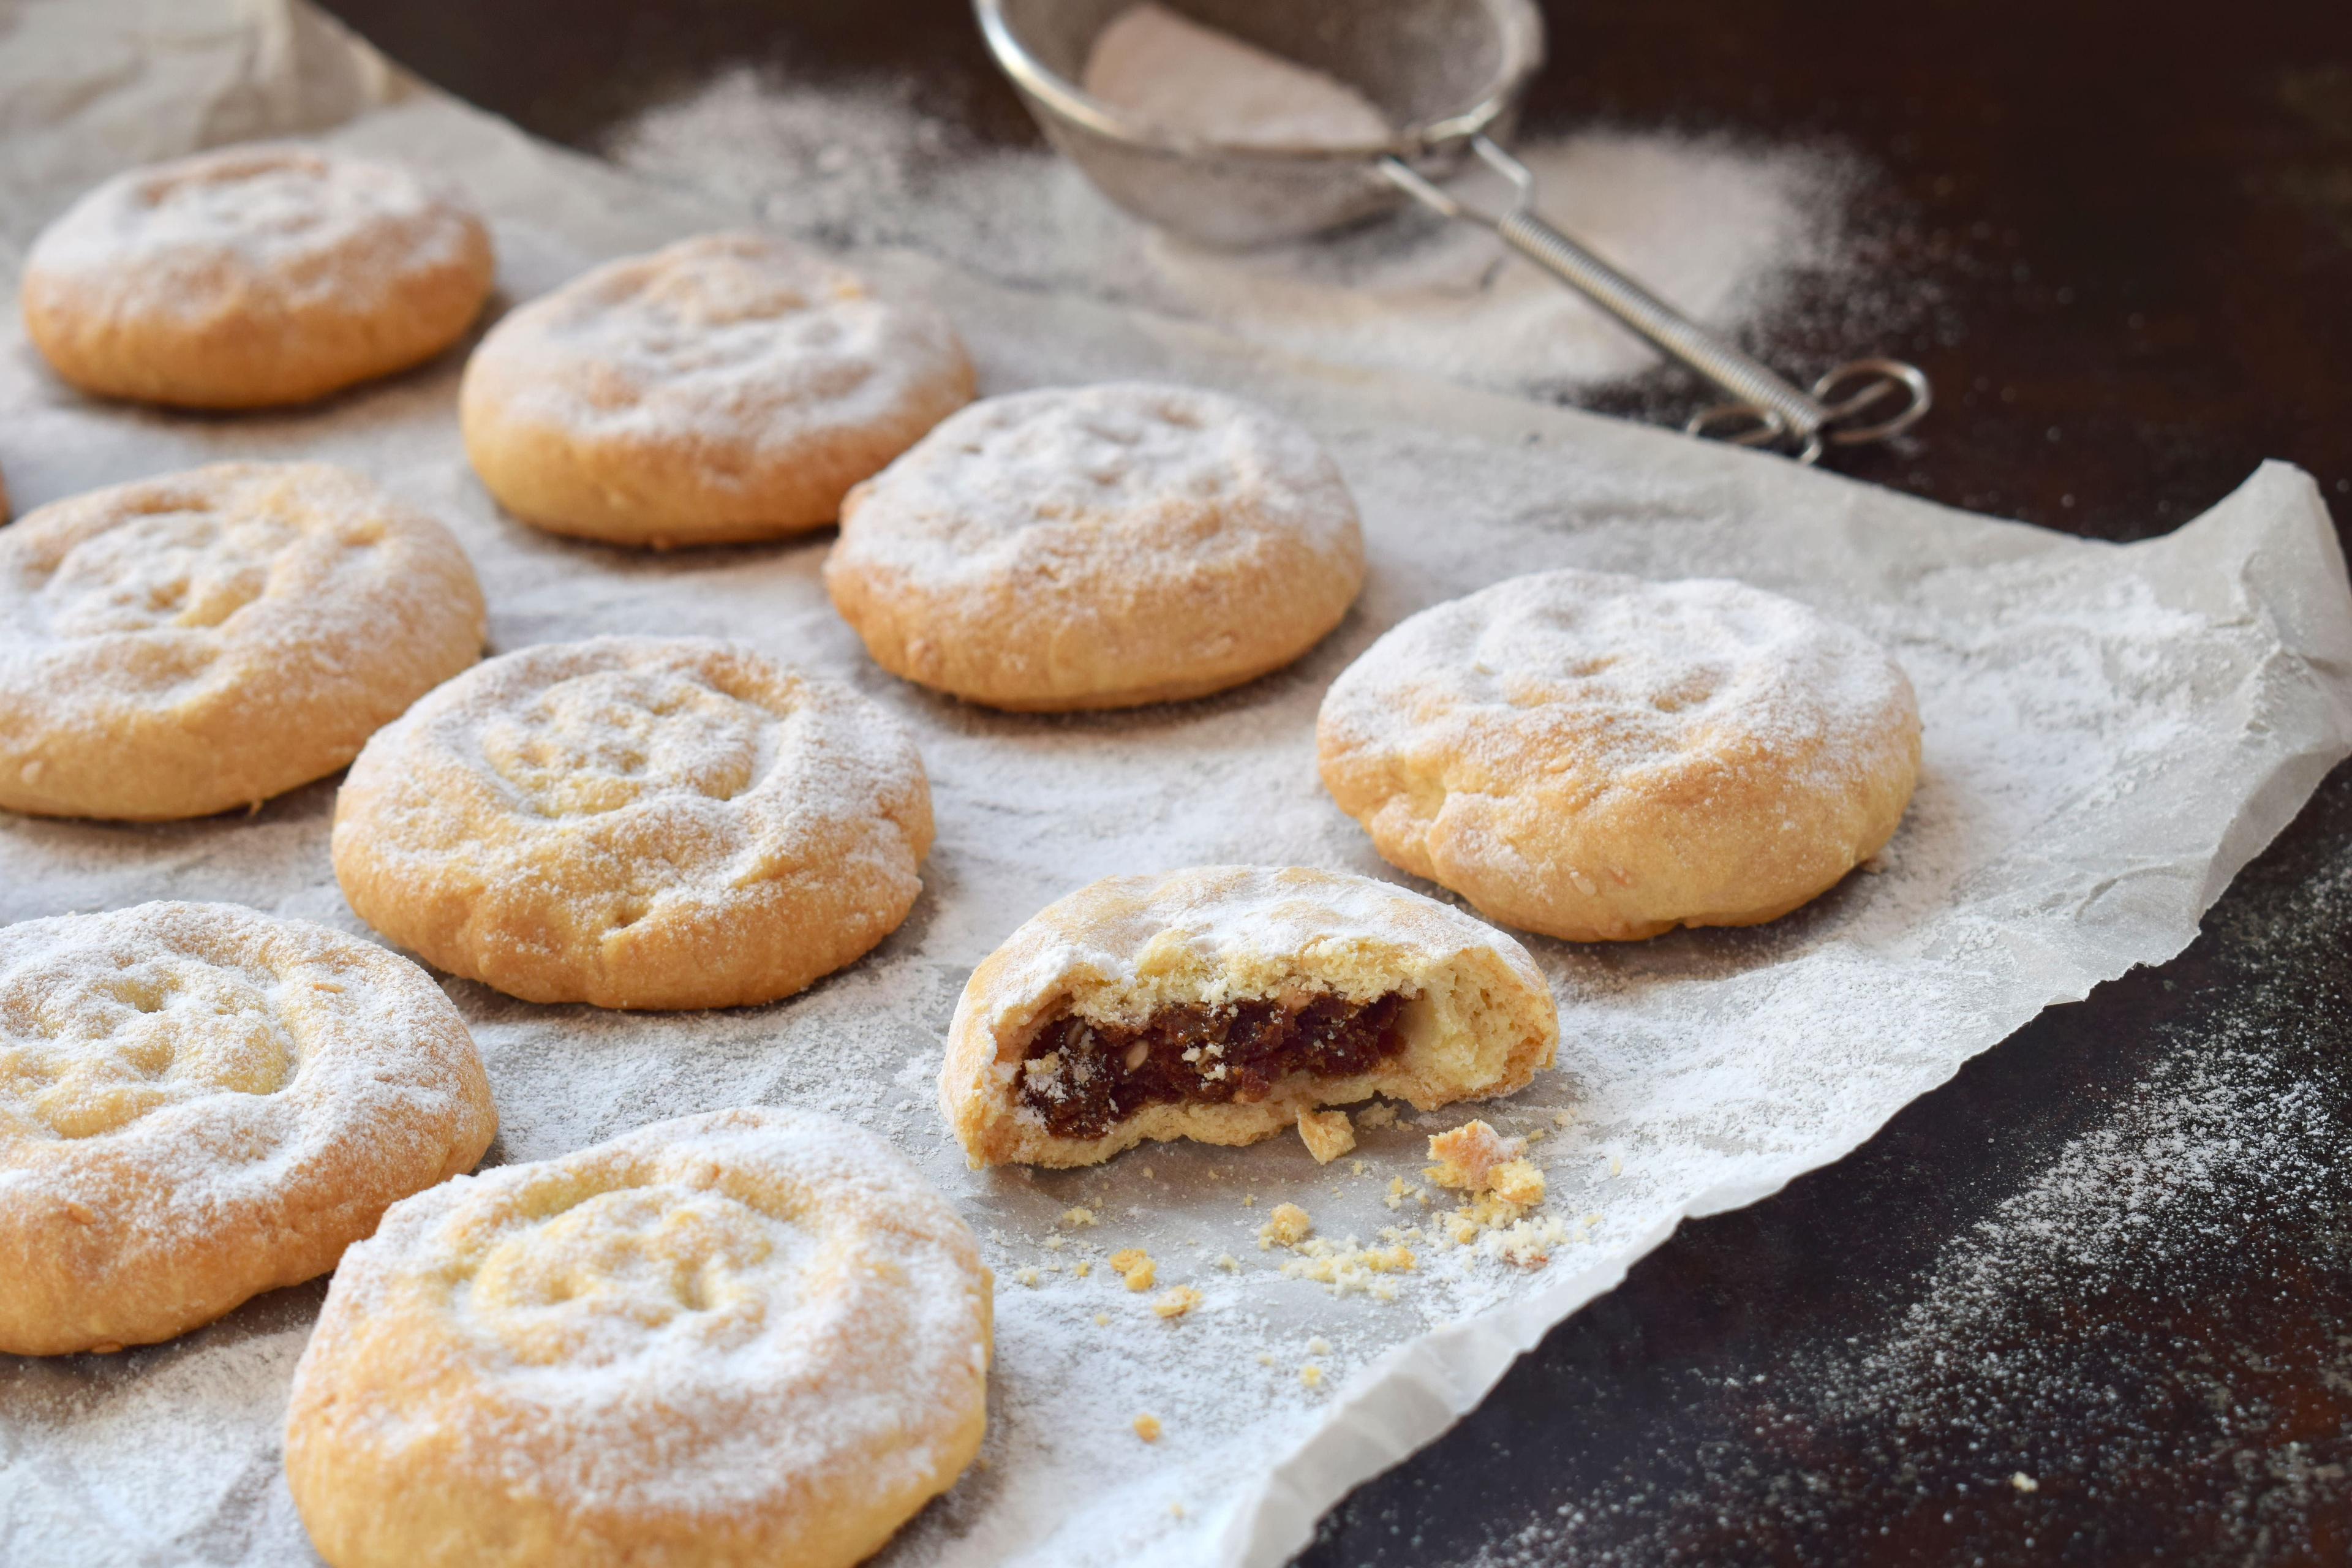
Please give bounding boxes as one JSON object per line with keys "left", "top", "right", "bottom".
{"left": 1425, "top": 1120, "right": 1521, "bottom": 1191}
{"left": 1356, "top": 1101, "right": 1399, "bottom": 1131}
{"left": 1215, "top": 1253, "right": 1240, "bottom": 1272}
{"left": 1093, "top": 1312, "right": 1110, "bottom": 1326}
{"left": 1307, "top": 1336, "right": 1331, "bottom": 1355}
{"left": 1242, "top": 1193, "right": 1256, "bottom": 1207}
{"left": 1015, "top": 1267, "right": 1041, "bottom": 1287}
{"left": 1133, "top": 1414, "right": 1163, "bottom": 1442}
{"left": 1109, "top": 1248, "right": 1156, "bottom": 1291}
{"left": 1257, "top": 1202, "right": 1313, "bottom": 1250}
{"left": 1074, "top": 1261, "right": 1092, "bottom": 1278}
{"left": 1282, "top": 1235, "right": 1417, "bottom": 1296}
{"left": 1296, "top": 1107, "right": 1355, "bottom": 1164}
{"left": 1061, "top": 1205, "right": 1098, "bottom": 1227}
{"left": 1299, "top": 1364, "right": 1324, "bottom": 1389}
{"left": 1553, "top": 1109, "right": 1576, "bottom": 1127}
{"left": 1153, "top": 1286, "right": 1204, "bottom": 1318}
{"left": 2011, "top": 1472, "right": 2039, "bottom": 1493}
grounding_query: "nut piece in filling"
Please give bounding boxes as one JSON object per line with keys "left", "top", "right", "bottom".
{"left": 939, "top": 865, "right": 1561, "bottom": 1169}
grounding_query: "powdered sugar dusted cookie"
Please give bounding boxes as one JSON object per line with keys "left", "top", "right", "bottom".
{"left": 284, "top": 1106, "right": 990, "bottom": 1568}
{"left": 1318, "top": 569, "right": 1922, "bottom": 941}
{"left": 459, "top": 233, "right": 973, "bottom": 547}
{"left": 332, "top": 636, "right": 933, "bottom": 1010}
{"left": 824, "top": 382, "right": 1367, "bottom": 710}
{"left": 0, "top": 462, "right": 486, "bottom": 821}
{"left": 941, "top": 865, "right": 1559, "bottom": 1168}
{"left": 0, "top": 902, "right": 497, "bottom": 1356}
{"left": 22, "top": 143, "right": 494, "bottom": 409}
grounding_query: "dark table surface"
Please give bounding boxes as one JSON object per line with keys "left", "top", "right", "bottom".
{"left": 317, "top": 2, "right": 2352, "bottom": 1562}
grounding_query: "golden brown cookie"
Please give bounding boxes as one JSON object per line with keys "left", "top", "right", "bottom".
{"left": 459, "top": 232, "right": 973, "bottom": 547}
{"left": 21, "top": 142, "right": 494, "bottom": 409}
{"left": 824, "top": 382, "right": 1367, "bottom": 710}
{"left": 331, "top": 636, "right": 933, "bottom": 1009}
{"left": 0, "top": 902, "right": 497, "bottom": 1356}
{"left": 0, "top": 461, "right": 486, "bottom": 821}
{"left": 1317, "top": 568, "right": 1922, "bottom": 941}
{"left": 940, "top": 865, "right": 1559, "bottom": 1168}
{"left": 283, "top": 1106, "right": 992, "bottom": 1568}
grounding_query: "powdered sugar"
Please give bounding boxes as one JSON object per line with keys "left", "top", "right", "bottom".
{"left": 1080, "top": 4, "right": 1391, "bottom": 150}
{"left": 24, "top": 142, "right": 480, "bottom": 320}
{"left": 608, "top": 69, "right": 1849, "bottom": 395}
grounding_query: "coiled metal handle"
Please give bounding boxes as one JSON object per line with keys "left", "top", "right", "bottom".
{"left": 1382, "top": 135, "right": 1931, "bottom": 464}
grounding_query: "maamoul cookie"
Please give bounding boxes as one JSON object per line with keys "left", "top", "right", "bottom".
{"left": 283, "top": 1106, "right": 991, "bottom": 1568}
{"left": 941, "top": 865, "right": 1559, "bottom": 1168}
{"left": 0, "top": 902, "right": 497, "bottom": 1357}
{"left": 825, "top": 382, "right": 1367, "bottom": 710}
{"left": 0, "top": 462, "right": 486, "bottom": 821}
{"left": 459, "top": 232, "right": 973, "bottom": 547}
{"left": 22, "top": 142, "right": 494, "bottom": 409}
{"left": 1317, "top": 568, "right": 1922, "bottom": 941}
{"left": 332, "top": 636, "right": 933, "bottom": 1010}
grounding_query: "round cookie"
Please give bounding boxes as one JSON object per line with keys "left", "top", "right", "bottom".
{"left": 283, "top": 1106, "right": 992, "bottom": 1568}
{"left": 0, "top": 902, "right": 497, "bottom": 1356}
{"left": 1317, "top": 568, "right": 1922, "bottom": 942}
{"left": 0, "top": 461, "right": 487, "bottom": 821}
{"left": 22, "top": 142, "right": 494, "bottom": 409}
{"left": 459, "top": 232, "right": 973, "bottom": 547}
{"left": 824, "top": 382, "right": 1367, "bottom": 710}
{"left": 331, "top": 636, "right": 933, "bottom": 1010}
{"left": 942, "top": 865, "right": 1560, "bottom": 1168}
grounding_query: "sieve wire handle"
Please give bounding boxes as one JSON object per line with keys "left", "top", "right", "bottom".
{"left": 1379, "top": 135, "right": 1930, "bottom": 464}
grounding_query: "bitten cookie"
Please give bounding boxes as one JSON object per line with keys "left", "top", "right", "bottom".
{"left": 459, "top": 232, "right": 973, "bottom": 547}
{"left": 941, "top": 865, "right": 1559, "bottom": 1168}
{"left": 284, "top": 1106, "right": 992, "bottom": 1568}
{"left": 824, "top": 382, "right": 1367, "bottom": 710}
{"left": 22, "top": 142, "right": 494, "bottom": 408}
{"left": 1317, "top": 569, "right": 1922, "bottom": 941}
{"left": 0, "top": 902, "right": 497, "bottom": 1356}
{"left": 0, "top": 462, "right": 487, "bottom": 821}
{"left": 332, "top": 636, "right": 933, "bottom": 1010}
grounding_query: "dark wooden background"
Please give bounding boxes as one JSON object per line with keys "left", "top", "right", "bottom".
{"left": 314, "top": 2, "right": 2352, "bottom": 1562}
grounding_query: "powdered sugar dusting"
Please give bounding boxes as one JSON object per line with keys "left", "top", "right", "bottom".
{"left": 1080, "top": 4, "right": 1391, "bottom": 150}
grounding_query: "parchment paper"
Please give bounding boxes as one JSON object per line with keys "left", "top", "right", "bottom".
{"left": 2, "top": 6, "right": 2350, "bottom": 1566}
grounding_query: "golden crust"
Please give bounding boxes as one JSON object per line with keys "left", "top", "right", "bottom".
{"left": 282, "top": 1106, "right": 992, "bottom": 1568}
{"left": 1317, "top": 569, "right": 1923, "bottom": 941}
{"left": 21, "top": 143, "right": 493, "bottom": 409}
{"left": 823, "top": 383, "right": 1366, "bottom": 711}
{"left": 0, "top": 902, "right": 498, "bottom": 1356}
{"left": 331, "top": 636, "right": 933, "bottom": 1009}
{"left": 940, "top": 865, "right": 1560, "bottom": 1168}
{"left": 459, "top": 233, "right": 974, "bottom": 547}
{"left": 0, "top": 462, "right": 487, "bottom": 821}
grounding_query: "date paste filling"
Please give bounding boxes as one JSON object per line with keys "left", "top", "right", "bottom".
{"left": 1016, "top": 990, "right": 1411, "bottom": 1140}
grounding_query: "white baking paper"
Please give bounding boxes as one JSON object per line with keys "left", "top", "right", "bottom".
{"left": 2, "top": 5, "right": 2350, "bottom": 1566}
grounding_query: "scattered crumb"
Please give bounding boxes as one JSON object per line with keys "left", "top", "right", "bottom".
{"left": 1490, "top": 1157, "right": 1547, "bottom": 1207}
{"left": 1153, "top": 1286, "right": 1204, "bottom": 1318}
{"left": 1299, "top": 1364, "right": 1325, "bottom": 1389}
{"left": 1133, "top": 1413, "right": 1162, "bottom": 1442}
{"left": 1283, "top": 1235, "right": 1417, "bottom": 1297}
{"left": 1242, "top": 1193, "right": 1256, "bottom": 1207}
{"left": 1074, "top": 1261, "right": 1093, "bottom": 1279}
{"left": 1426, "top": 1120, "right": 1521, "bottom": 1191}
{"left": 1109, "top": 1248, "right": 1156, "bottom": 1291}
{"left": 1258, "top": 1202, "right": 1314, "bottom": 1249}
{"left": 1553, "top": 1109, "right": 1576, "bottom": 1127}
{"left": 1169, "top": 1502, "right": 1185, "bottom": 1518}
{"left": 1042, "top": 1235, "right": 1065, "bottom": 1252}
{"left": 1356, "top": 1101, "right": 1398, "bottom": 1131}
{"left": 1215, "top": 1253, "right": 1240, "bottom": 1272}
{"left": 1297, "top": 1107, "right": 1355, "bottom": 1164}
{"left": 1307, "top": 1337, "right": 1330, "bottom": 1355}
{"left": 1093, "top": 1312, "right": 1110, "bottom": 1326}
{"left": 2011, "top": 1472, "right": 2040, "bottom": 1493}
{"left": 1610, "top": 1155, "right": 1624, "bottom": 1176}
{"left": 1061, "top": 1206, "right": 1098, "bottom": 1227}
{"left": 1384, "top": 1175, "right": 1422, "bottom": 1212}
{"left": 1256, "top": 1351, "right": 1276, "bottom": 1366}
{"left": 1016, "top": 1267, "right": 1041, "bottom": 1287}
{"left": 1142, "top": 1166, "right": 1155, "bottom": 1180}
{"left": 1349, "top": 1159, "right": 1368, "bottom": 1177}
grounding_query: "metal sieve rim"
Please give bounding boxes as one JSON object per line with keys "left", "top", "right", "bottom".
{"left": 972, "top": 0, "right": 1546, "bottom": 162}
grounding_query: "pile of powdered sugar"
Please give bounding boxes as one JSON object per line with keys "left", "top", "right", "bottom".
{"left": 607, "top": 66, "right": 1855, "bottom": 395}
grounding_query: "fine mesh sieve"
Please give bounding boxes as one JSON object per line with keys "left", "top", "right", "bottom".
{"left": 974, "top": 0, "right": 1931, "bottom": 461}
